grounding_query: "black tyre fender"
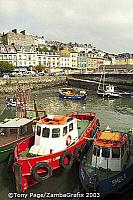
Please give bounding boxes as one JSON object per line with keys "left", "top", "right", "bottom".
{"left": 73, "top": 146, "right": 83, "bottom": 162}
{"left": 59, "top": 151, "right": 74, "bottom": 170}
{"left": 32, "top": 162, "right": 52, "bottom": 182}
{"left": 7, "top": 154, "right": 14, "bottom": 173}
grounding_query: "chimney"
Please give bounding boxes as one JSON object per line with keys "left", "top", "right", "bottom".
{"left": 12, "top": 29, "right": 17, "bottom": 34}
{"left": 20, "top": 30, "right": 26, "bottom": 35}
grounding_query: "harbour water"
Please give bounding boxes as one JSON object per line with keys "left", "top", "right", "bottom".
{"left": 0, "top": 86, "right": 133, "bottom": 200}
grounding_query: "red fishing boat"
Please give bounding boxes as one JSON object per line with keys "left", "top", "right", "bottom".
{"left": 13, "top": 111, "right": 100, "bottom": 192}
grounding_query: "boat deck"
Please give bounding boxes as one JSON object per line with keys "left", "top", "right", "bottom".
{"left": 77, "top": 119, "right": 91, "bottom": 137}
{"left": 0, "top": 134, "right": 17, "bottom": 146}
{"left": 20, "top": 119, "right": 91, "bottom": 158}
{"left": 84, "top": 146, "right": 118, "bottom": 181}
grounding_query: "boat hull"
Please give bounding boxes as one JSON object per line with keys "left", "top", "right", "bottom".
{"left": 79, "top": 160, "right": 133, "bottom": 197}
{"left": 59, "top": 93, "right": 86, "bottom": 100}
{"left": 0, "top": 136, "right": 32, "bottom": 162}
{"left": 97, "top": 92, "right": 120, "bottom": 98}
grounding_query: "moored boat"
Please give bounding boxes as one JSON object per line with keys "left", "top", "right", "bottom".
{"left": 79, "top": 127, "right": 133, "bottom": 197}
{"left": 97, "top": 69, "right": 121, "bottom": 98}
{"left": 59, "top": 88, "right": 87, "bottom": 100}
{"left": 12, "top": 111, "right": 100, "bottom": 192}
{"left": 119, "top": 91, "right": 133, "bottom": 97}
{"left": 0, "top": 118, "right": 34, "bottom": 162}
{"left": 6, "top": 95, "right": 25, "bottom": 107}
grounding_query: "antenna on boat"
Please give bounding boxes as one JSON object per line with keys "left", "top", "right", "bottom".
{"left": 33, "top": 98, "right": 39, "bottom": 118}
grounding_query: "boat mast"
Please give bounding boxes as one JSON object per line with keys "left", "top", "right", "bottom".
{"left": 103, "top": 65, "right": 105, "bottom": 92}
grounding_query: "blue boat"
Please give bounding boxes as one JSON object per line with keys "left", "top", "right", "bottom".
{"left": 79, "top": 127, "right": 133, "bottom": 197}
{"left": 59, "top": 88, "right": 87, "bottom": 100}
{"left": 119, "top": 91, "right": 133, "bottom": 97}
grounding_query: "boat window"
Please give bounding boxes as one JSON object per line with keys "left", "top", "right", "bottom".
{"left": 10, "top": 128, "right": 17, "bottom": 134}
{"left": 121, "top": 145, "right": 124, "bottom": 157}
{"left": 102, "top": 147, "right": 110, "bottom": 158}
{"left": 69, "top": 123, "right": 73, "bottom": 132}
{"left": 42, "top": 127, "right": 50, "bottom": 138}
{"left": 52, "top": 128, "right": 60, "bottom": 138}
{"left": 37, "top": 126, "right": 41, "bottom": 136}
{"left": 93, "top": 146, "right": 100, "bottom": 157}
{"left": 63, "top": 126, "right": 67, "bottom": 136}
{"left": 112, "top": 148, "right": 120, "bottom": 158}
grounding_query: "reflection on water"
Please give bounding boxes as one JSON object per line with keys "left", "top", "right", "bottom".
{"left": 0, "top": 87, "right": 133, "bottom": 200}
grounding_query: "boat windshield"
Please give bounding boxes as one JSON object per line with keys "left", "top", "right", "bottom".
{"left": 52, "top": 128, "right": 60, "bottom": 138}
{"left": 42, "top": 127, "right": 50, "bottom": 138}
{"left": 112, "top": 147, "right": 120, "bottom": 158}
{"left": 102, "top": 147, "right": 110, "bottom": 158}
{"left": 93, "top": 146, "right": 100, "bottom": 157}
{"left": 36, "top": 126, "right": 41, "bottom": 136}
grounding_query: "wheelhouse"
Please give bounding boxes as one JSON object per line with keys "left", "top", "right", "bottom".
{"left": 29, "top": 115, "right": 79, "bottom": 155}
{"left": 91, "top": 130, "right": 129, "bottom": 171}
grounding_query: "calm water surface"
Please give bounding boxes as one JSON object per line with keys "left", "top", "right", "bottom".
{"left": 0, "top": 86, "right": 133, "bottom": 200}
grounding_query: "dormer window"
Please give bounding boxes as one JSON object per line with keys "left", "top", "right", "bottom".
{"left": 37, "top": 126, "right": 41, "bottom": 136}
{"left": 69, "top": 123, "right": 73, "bottom": 132}
{"left": 42, "top": 127, "right": 50, "bottom": 138}
{"left": 52, "top": 128, "right": 60, "bottom": 138}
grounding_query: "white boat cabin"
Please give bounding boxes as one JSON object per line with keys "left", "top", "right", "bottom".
{"left": 91, "top": 130, "right": 129, "bottom": 171}
{"left": 105, "top": 85, "right": 115, "bottom": 93}
{"left": 29, "top": 114, "right": 79, "bottom": 155}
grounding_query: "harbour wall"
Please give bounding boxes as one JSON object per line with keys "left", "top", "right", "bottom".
{"left": 67, "top": 74, "right": 133, "bottom": 91}
{"left": 0, "top": 76, "right": 66, "bottom": 94}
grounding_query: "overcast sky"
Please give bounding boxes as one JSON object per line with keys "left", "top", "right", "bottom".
{"left": 1, "top": 0, "right": 133, "bottom": 54}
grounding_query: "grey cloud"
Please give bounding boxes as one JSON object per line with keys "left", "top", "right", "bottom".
{"left": 1, "top": 0, "right": 133, "bottom": 53}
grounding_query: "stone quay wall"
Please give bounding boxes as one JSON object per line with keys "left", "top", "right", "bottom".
{"left": 0, "top": 76, "right": 66, "bottom": 94}
{"left": 67, "top": 74, "right": 133, "bottom": 91}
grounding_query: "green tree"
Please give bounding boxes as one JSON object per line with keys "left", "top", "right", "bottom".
{"left": 0, "top": 61, "right": 15, "bottom": 73}
{"left": 35, "top": 64, "right": 44, "bottom": 72}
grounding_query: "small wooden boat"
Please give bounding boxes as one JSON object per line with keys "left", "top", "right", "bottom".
{"left": 6, "top": 95, "right": 24, "bottom": 107}
{"left": 79, "top": 127, "right": 133, "bottom": 197}
{"left": 6, "top": 96, "right": 17, "bottom": 107}
{"left": 0, "top": 118, "right": 34, "bottom": 162}
{"left": 59, "top": 88, "right": 87, "bottom": 100}
{"left": 12, "top": 111, "right": 100, "bottom": 192}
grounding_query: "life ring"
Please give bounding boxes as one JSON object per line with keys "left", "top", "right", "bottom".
{"left": 66, "top": 135, "right": 72, "bottom": 146}
{"left": 7, "top": 154, "right": 14, "bottom": 173}
{"left": 73, "top": 146, "right": 83, "bottom": 162}
{"left": 32, "top": 162, "right": 52, "bottom": 182}
{"left": 59, "top": 151, "right": 74, "bottom": 170}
